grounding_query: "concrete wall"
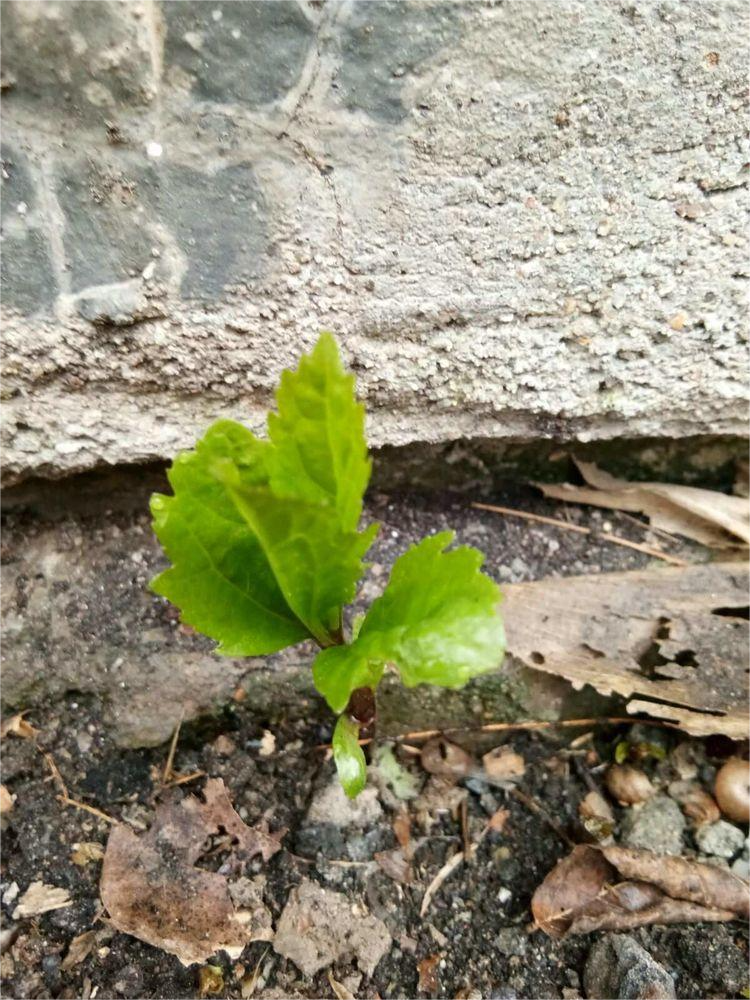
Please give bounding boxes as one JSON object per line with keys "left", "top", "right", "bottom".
{"left": 2, "top": 0, "right": 748, "bottom": 485}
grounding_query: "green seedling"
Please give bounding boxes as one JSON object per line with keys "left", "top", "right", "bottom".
{"left": 149, "top": 333, "right": 505, "bottom": 796}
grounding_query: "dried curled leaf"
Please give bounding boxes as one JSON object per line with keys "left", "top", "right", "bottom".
{"left": 482, "top": 746, "right": 525, "bottom": 784}
{"left": 100, "top": 778, "right": 284, "bottom": 966}
{"left": 13, "top": 881, "right": 71, "bottom": 919}
{"left": 532, "top": 844, "right": 746, "bottom": 938}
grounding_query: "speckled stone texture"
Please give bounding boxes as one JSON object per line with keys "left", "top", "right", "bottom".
{"left": 1, "top": 0, "right": 748, "bottom": 484}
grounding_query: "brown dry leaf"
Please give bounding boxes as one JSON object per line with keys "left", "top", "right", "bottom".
{"left": 100, "top": 778, "right": 285, "bottom": 966}
{"left": 417, "top": 954, "right": 440, "bottom": 995}
{"left": 0, "top": 713, "right": 39, "bottom": 741}
{"left": 0, "top": 785, "right": 15, "bottom": 814}
{"left": 61, "top": 930, "right": 97, "bottom": 971}
{"left": 531, "top": 844, "right": 746, "bottom": 938}
{"left": 327, "top": 970, "right": 356, "bottom": 1000}
{"left": 482, "top": 747, "right": 525, "bottom": 784}
{"left": 503, "top": 561, "right": 748, "bottom": 738}
{"left": 71, "top": 842, "right": 105, "bottom": 867}
{"left": 393, "top": 809, "right": 411, "bottom": 852}
{"left": 667, "top": 781, "right": 721, "bottom": 826}
{"left": 374, "top": 848, "right": 413, "bottom": 884}
{"left": 420, "top": 739, "right": 475, "bottom": 781}
{"left": 13, "top": 881, "right": 72, "bottom": 919}
{"left": 537, "top": 459, "right": 750, "bottom": 548}
{"left": 488, "top": 807, "right": 510, "bottom": 833}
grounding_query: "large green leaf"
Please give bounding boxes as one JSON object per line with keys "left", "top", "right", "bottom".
{"left": 150, "top": 420, "right": 310, "bottom": 656}
{"left": 222, "top": 472, "right": 377, "bottom": 647}
{"left": 313, "top": 532, "right": 505, "bottom": 712}
{"left": 267, "top": 332, "right": 371, "bottom": 532}
{"left": 332, "top": 714, "right": 366, "bottom": 798}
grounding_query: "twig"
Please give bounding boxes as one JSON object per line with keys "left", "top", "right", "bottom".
{"left": 163, "top": 708, "right": 185, "bottom": 784}
{"left": 459, "top": 798, "right": 472, "bottom": 860}
{"left": 40, "top": 746, "right": 116, "bottom": 824}
{"left": 510, "top": 787, "right": 575, "bottom": 848}
{"left": 57, "top": 795, "right": 117, "bottom": 825}
{"left": 41, "top": 751, "right": 69, "bottom": 798}
{"left": 165, "top": 769, "right": 206, "bottom": 788}
{"left": 315, "top": 716, "right": 676, "bottom": 752}
{"left": 471, "top": 501, "right": 688, "bottom": 566}
{"left": 420, "top": 850, "right": 465, "bottom": 917}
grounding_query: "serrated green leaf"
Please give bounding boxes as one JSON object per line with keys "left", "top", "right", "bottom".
{"left": 312, "top": 532, "right": 504, "bottom": 711}
{"left": 222, "top": 473, "right": 378, "bottom": 647}
{"left": 150, "top": 420, "right": 310, "bottom": 656}
{"left": 267, "top": 332, "right": 371, "bottom": 532}
{"left": 332, "top": 714, "right": 366, "bottom": 798}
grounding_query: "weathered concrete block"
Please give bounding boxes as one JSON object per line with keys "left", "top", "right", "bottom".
{"left": 0, "top": 1, "right": 748, "bottom": 482}
{"left": 163, "top": 0, "right": 314, "bottom": 108}
{"left": 336, "top": 1, "right": 459, "bottom": 122}
{"left": 0, "top": 146, "right": 57, "bottom": 314}
{"left": 55, "top": 155, "right": 157, "bottom": 292}
{"left": 0, "top": 1, "right": 153, "bottom": 125}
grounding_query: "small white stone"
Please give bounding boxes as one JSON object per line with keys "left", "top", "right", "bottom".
{"left": 146, "top": 141, "right": 163, "bottom": 159}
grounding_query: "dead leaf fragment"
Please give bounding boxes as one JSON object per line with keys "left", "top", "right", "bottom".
{"left": 420, "top": 739, "right": 475, "bottom": 781}
{"left": 667, "top": 781, "right": 721, "bottom": 826}
{"left": 100, "top": 778, "right": 285, "bottom": 966}
{"left": 503, "top": 561, "right": 749, "bottom": 738}
{"left": 0, "top": 714, "right": 39, "bottom": 741}
{"left": 375, "top": 848, "right": 413, "bottom": 884}
{"left": 417, "top": 953, "right": 440, "bottom": 995}
{"left": 0, "top": 785, "right": 15, "bottom": 814}
{"left": 488, "top": 807, "right": 510, "bottom": 833}
{"left": 536, "top": 459, "right": 749, "bottom": 548}
{"left": 61, "top": 930, "right": 96, "bottom": 971}
{"left": 13, "top": 881, "right": 72, "bottom": 919}
{"left": 328, "top": 970, "right": 356, "bottom": 1000}
{"left": 482, "top": 747, "right": 525, "bottom": 784}
{"left": 71, "top": 842, "right": 105, "bottom": 867}
{"left": 532, "top": 844, "right": 746, "bottom": 938}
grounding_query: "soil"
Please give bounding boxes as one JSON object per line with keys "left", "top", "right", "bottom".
{"left": 1, "top": 484, "right": 748, "bottom": 999}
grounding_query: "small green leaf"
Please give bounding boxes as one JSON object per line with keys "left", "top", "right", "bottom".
{"left": 312, "top": 644, "right": 385, "bottom": 714}
{"left": 150, "top": 421, "right": 309, "bottom": 656}
{"left": 332, "top": 714, "right": 366, "bottom": 798}
{"left": 313, "top": 532, "right": 504, "bottom": 711}
{"left": 268, "top": 332, "right": 371, "bottom": 532}
{"left": 222, "top": 473, "right": 377, "bottom": 646}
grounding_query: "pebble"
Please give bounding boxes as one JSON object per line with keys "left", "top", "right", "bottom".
{"left": 495, "top": 927, "right": 527, "bottom": 957}
{"left": 584, "top": 934, "right": 676, "bottom": 999}
{"left": 694, "top": 820, "right": 745, "bottom": 859}
{"left": 622, "top": 795, "right": 685, "bottom": 855}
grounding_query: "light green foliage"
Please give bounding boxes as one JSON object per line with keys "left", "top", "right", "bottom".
{"left": 332, "top": 714, "right": 367, "bottom": 798}
{"left": 312, "top": 532, "right": 505, "bottom": 713}
{"left": 150, "top": 333, "right": 505, "bottom": 795}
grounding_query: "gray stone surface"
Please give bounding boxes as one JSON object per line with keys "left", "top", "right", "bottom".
{"left": 0, "top": 146, "right": 58, "bottom": 313}
{"left": 694, "top": 819, "right": 746, "bottom": 859}
{"left": 621, "top": 795, "right": 686, "bottom": 856}
{"left": 1, "top": 0, "right": 748, "bottom": 482}
{"left": 584, "top": 934, "right": 676, "bottom": 1000}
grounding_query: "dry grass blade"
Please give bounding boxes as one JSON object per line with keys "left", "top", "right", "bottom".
{"left": 420, "top": 851, "right": 464, "bottom": 917}
{"left": 472, "top": 501, "right": 688, "bottom": 565}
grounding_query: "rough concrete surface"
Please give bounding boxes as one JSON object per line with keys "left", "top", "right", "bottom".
{"left": 1, "top": 1, "right": 748, "bottom": 484}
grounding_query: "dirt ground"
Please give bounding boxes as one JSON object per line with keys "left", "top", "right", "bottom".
{"left": 1, "top": 484, "right": 748, "bottom": 999}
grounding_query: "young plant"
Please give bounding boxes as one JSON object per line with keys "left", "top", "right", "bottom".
{"left": 149, "top": 333, "right": 505, "bottom": 796}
